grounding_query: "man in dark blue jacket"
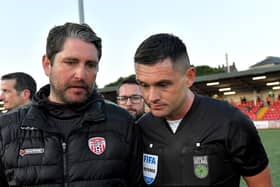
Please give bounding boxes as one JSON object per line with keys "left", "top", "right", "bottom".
{"left": 0, "top": 22, "right": 142, "bottom": 187}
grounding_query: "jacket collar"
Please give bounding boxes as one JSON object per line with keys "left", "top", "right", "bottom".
{"left": 21, "top": 85, "right": 106, "bottom": 132}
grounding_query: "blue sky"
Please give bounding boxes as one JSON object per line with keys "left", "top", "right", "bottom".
{"left": 0, "top": 0, "right": 279, "bottom": 88}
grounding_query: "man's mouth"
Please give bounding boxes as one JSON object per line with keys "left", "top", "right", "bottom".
{"left": 68, "top": 86, "right": 87, "bottom": 93}
{"left": 150, "top": 104, "right": 165, "bottom": 110}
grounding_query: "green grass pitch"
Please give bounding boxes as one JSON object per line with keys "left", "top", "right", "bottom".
{"left": 240, "top": 128, "right": 280, "bottom": 186}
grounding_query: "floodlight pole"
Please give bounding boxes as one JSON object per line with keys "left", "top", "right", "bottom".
{"left": 78, "top": 0, "right": 85, "bottom": 24}
{"left": 225, "top": 53, "right": 230, "bottom": 73}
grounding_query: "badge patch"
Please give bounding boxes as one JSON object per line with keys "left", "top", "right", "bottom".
{"left": 193, "top": 155, "right": 209, "bottom": 179}
{"left": 88, "top": 137, "right": 106, "bottom": 155}
{"left": 19, "top": 148, "right": 44, "bottom": 157}
{"left": 143, "top": 153, "right": 158, "bottom": 185}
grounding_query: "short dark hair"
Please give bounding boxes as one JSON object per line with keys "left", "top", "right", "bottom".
{"left": 117, "top": 77, "right": 139, "bottom": 95}
{"left": 1, "top": 72, "right": 37, "bottom": 99}
{"left": 134, "top": 33, "right": 190, "bottom": 69}
{"left": 46, "top": 22, "right": 102, "bottom": 63}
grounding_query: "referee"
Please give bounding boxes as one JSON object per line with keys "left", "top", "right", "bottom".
{"left": 134, "top": 33, "right": 273, "bottom": 187}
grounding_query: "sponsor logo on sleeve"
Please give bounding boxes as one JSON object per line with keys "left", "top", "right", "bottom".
{"left": 143, "top": 153, "right": 158, "bottom": 185}
{"left": 193, "top": 155, "right": 209, "bottom": 179}
{"left": 88, "top": 137, "right": 106, "bottom": 155}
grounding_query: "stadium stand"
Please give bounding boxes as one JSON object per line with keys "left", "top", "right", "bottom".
{"left": 232, "top": 99, "right": 280, "bottom": 120}
{"left": 99, "top": 56, "right": 280, "bottom": 124}
{"left": 262, "top": 101, "right": 280, "bottom": 120}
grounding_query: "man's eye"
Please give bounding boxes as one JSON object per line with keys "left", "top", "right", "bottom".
{"left": 131, "top": 95, "right": 142, "bottom": 100}
{"left": 140, "top": 83, "right": 148, "bottom": 88}
{"left": 158, "top": 82, "right": 170, "bottom": 88}
{"left": 65, "top": 60, "right": 76, "bottom": 65}
{"left": 88, "top": 63, "right": 98, "bottom": 68}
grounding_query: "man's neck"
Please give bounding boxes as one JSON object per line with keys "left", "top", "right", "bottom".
{"left": 166, "top": 90, "right": 195, "bottom": 121}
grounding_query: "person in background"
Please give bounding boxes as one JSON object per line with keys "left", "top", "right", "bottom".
{"left": 0, "top": 72, "right": 37, "bottom": 112}
{"left": 0, "top": 22, "right": 142, "bottom": 187}
{"left": 134, "top": 33, "right": 273, "bottom": 187}
{"left": 117, "top": 77, "right": 145, "bottom": 120}
{"left": 266, "top": 95, "right": 271, "bottom": 106}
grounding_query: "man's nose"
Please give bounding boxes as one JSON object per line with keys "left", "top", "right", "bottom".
{"left": 74, "top": 65, "right": 87, "bottom": 80}
{"left": 126, "top": 98, "right": 133, "bottom": 105}
{"left": 0, "top": 92, "right": 4, "bottom": 100}
{"left": 147, "top": 87, "right": 160, "bottom": 102}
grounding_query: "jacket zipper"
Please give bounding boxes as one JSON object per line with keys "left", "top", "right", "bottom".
{"left": 61, "top": 141, "right": 68, "bottom": 187}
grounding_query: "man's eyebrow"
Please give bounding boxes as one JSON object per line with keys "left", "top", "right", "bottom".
{"left": 86, "top": 60, "right": 98, "bottom": 64}
{"left": 153, "top": 79, "right": 172, "bottom": 84}
{"left": 62, "top": 57, "right": 98, "bottom": 64}
{"left": 136, "top": 80, "right": 148, "bottom": 85}
{"left": 136, "top": 79, "right": 172, "bottom": 86}
{"left": 62, "top": 57, "right": 78, "bottom": 61}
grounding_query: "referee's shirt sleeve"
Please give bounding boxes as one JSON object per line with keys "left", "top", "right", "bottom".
{"left": 227, "top": 110, "right": 269, "bottom": 176}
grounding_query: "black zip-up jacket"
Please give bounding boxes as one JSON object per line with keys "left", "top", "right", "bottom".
{"left": 0, "top": 85, "right": 143, "bottom": 187}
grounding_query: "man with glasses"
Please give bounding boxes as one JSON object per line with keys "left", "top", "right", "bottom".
{"left": 117, "top": 77, "right": 145, "bottom": 120}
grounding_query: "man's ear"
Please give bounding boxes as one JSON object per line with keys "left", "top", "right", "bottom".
{"left": 42, "top": 55, "right": 51, "bottom": 77}
{"left": 185, "top": 67, "right": 196, "bottom": 87}
{"left": 21, "top": 89, "right": 31, "bottom": 100}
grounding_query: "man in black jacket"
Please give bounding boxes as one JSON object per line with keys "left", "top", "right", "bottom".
{"left": 0, "top": 22, "right": 142, "bottom": 187}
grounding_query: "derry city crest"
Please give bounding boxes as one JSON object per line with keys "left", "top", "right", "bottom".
{"left": 88, "top": 137, "right": 106, "bottom": 155}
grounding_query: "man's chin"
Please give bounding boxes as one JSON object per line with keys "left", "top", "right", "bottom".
{"left": 64, "top": 95, "right": 88, "bottom": 105}
{"left": 127, "top": 110, "right": 137, "bottom": 116}
{"left": 151, "top": 110, "right": 166, "bottom": 118}
{"left": 3, "top": 105, "right": 10, "bottom": 110}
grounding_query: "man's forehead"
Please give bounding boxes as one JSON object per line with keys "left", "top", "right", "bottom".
{"left": 58, "top": 38, "right": 99, "bottom": 60}
{"left": 119, "top": 84, "right": 142, "bottom": 93}
{"left": 1, "top": 79, "right": 16, "bottom": 87}
{"left": 137, "top": 77, "right": 173, "bottom": 86}
{"left": 136, "top": 68, "right": 176, "bottom": 85}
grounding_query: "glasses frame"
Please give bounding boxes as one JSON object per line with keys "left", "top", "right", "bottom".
{"left": 117, "top": 95, "right": 143, "bottom": 104}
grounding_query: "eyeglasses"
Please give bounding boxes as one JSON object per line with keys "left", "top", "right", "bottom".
{"left": 117, "top": 95, "right": 143, "bottom": 104}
